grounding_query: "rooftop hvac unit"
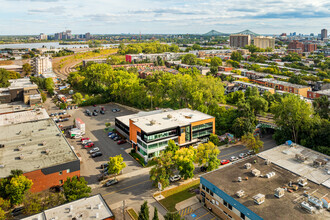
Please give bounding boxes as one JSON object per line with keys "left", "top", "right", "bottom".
{"left": 295, "top": 153, "right": 308, "bottom": 162}
{"left": 236, "top": 190, "right": 245, "bottom": 198}
{"left": 308, "top": 196, "right": 323, "bottom": 209}
{"left": 251, "top": 169, "right": 261, "bottom": 177}
{"left": 167, "top": 114, "right": 172, "bottom": 119}
{"left": 265, "top": 159, "right": 270, "bottom": 165}
{"left": 298, "top": 178, "right": 308, "bottom": 187}
{"left": 17, "top": 146, "right": 23, "bottom": 151}
{"left": 150, "top": 120, "right": 156, "bottom": 125}
{"left": 301, "top": 201, "right": 316, "bottom": 213}
{"left": 95, "top": 213, "right": 99, "bottom": 218}
{"left": 266, "top": 172, "right": 276, "bottom": 178}
{"left": 42, "top": 141, "right": 46, "bottom": 146}
{"left": 238, "top": 177, "right": 242, "bottom": 182}
{"left": 0, "top": 144, "right": 4, "bottom": 148}
{"left": 313, "top": 159, "right": 327, "bottom": 167}
{"left": 0, "top": 164, "right": 5, "bottom": 168}
{"left": 19, "top": 154, "right": 24, "bottom": 160}
{"left": 244, "top": 163, "right": 251, "bottom": 169}
{"left": 253, "top": 193, "right": 265, "bottom": 205}
{"left": 274, "top": 187, "right": 285, "bottom": 198}
{"left": 97, "top": 203, "right": 102, "bottom": 209}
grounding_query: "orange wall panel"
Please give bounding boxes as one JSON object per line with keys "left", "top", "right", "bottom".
{"left": 129, "top": 120, "right": 141, "bottom": 144}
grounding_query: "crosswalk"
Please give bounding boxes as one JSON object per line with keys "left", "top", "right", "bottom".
{"left": 178, "top": 206, "right": 193, "bottom": 217}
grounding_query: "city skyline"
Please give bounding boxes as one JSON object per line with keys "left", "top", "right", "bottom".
{"left": 1, "top": 0, "right": 329, "bottom": 35}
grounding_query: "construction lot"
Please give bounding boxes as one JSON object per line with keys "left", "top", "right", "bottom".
{"left": 44, "top": 100, "right": 142, "bottom": 186}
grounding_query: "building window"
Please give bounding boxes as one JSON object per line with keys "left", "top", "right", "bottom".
{"left": 223, "top": 201, "right": 228, "bottom": 207}
{"left": 66, "top": 169, "right": 70, "bottom": 173}
{"left": 59, "top": 171, "right": 62, "bottom": 175}
{"left": 228, "top": 204, "right": 232, "bottom": 210}
{"left": 202, "top": 185, "right": 206, "bottom": 190}
{"left": 206, "top": 188, "right": 210, "bottom": 193}
{"left": 240, "top": 213, "right": 246, "bottom": 220}
{"left": 228, "top": 215, "right": 232, "bottom": 219}
{"left": 59, "top": 180, "right": 63, "bottom": 184}
{"left": 210, "top": 191, "right": 214, "bottom": 197}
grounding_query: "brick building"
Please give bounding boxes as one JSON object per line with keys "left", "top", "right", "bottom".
{"left": 0, "top": 118, "right": 80, "bottom": 192}
{"left": 288, "top": 40, "right": 317, "bottom": 53}
{"left": 230, "top": 35, "right": 251, "bottom": 48}
{"left": 307, "top": 89, "right": 330, "bottom": 99}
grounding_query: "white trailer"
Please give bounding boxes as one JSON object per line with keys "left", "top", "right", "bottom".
{"left": 75, "top": 118, "right": 85, "bottom": 135}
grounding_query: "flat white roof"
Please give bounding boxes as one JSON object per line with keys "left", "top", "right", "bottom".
{"left": 22, "top": 194, "right": 113, "bottom": 220}
{"left": 0, "top": 109, "right": 49, "bottom": 126}
{"left": 258, "top": 143, "right": 330, "bottom": 188}
{"left": 131, "top": 108, "right": 214, "bottom": 133}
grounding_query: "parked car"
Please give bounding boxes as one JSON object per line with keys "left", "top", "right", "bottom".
{"left": 100, "top": 110, "right": 105, "bottom": 114}
{"left": 221, "top": 160, "right": 230, "bottom": 165}
{"left": 230, "top": 156, "right": 239, "bottom": 161}
{"left": 100, "top": 163, "right": 109, "bottom": 169}
{"left": 98, "top": 174, "right": 109, "bottom": 181}
{"left": 112, "top": 108, "right": 121, "bottom": 112}
{"left": 11, "top": 207, "right": 24, "bottom": 217}
{"left": 170, "top": 175, "right": 181, "bottom": 182}
{"left": 239, "top": 153, "right": 247, "bottom": 159}
{"left": 89, "top": 147, "right": 100, "bottom": 154}
{"left": 110, "top": 134, "right": 118, "bottom": 139}
{"left": 93, "top": 111, "right": 98, "bottom": 116}
{"left": 94, "top": 109, "right": 99, "bottom": 113}
{"left": 50, "top": 113, "right": 54, "bottom": 117}
{"left": 82, "top": 139, "right": 92, "bottom": 145}
{"left": 81, "top": 137, "right": 90, "bottom": 142}
{"left": 91, "top": 151, "right": 103, "bottom": 158}
{"left": 101, "top": 107, "right": 105, "bottom": 111}
{"left": 247, "top": 150, "right": 255, "bottom": 155}
{"left": 103, "top": 179, "right": 118, "bottom": 187}
{"left": 200, "top": 166, "right": 208, "bottom": 172}
{"left": 117, "top": 140, "right": 127, "bottom": 145}
{"left": 93, "top": 104, "right": 97, "bottom": 107}
{"left": 85, "top": 142, "right": 95, "bottom": 148}
{"left": 108, "top": 132, "right": 114, "bottom": 136}
{"left": 113, "top": 136, "right": 121, "bottom": 141}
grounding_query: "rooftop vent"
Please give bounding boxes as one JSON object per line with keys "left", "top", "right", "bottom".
{"left": 0, "top": 144, "right": 4, "bottom": 148}
{"left": 150, "top": 120, "right": 156, "bottom": 125}
{"left": 184, "top": 114, "right": 193, "bottom": 119}
{"left": 265, "top": 172, "right": 275, "bottom": 178}
{"left": 244, "top": 163, "right": 251, "bottom": 169}
{"left": 167, "top": 114, "right": 172, "bottom": 119}
{"left": 274, "top": 187, "right": 285, "bottom": 198}
{"left": 238, "top": 177, "right": 242, "bottom": 182}
{"left": 253, "top": 193, "right": 265, "bottom": 205}
{"left": 97, "top": 203, "right": 102, "bottom": 209}
{"left": 95, "top": 213, "right": 99, "bottom": 218}
{"left": 251, "top": 169, "right": 261, "bottom": 177}
{"left": 0, "top": 164, "right": 5, "bottom": 168}
{"left": 19, "top": 154, "right": 24, "bottom": 160}
{"left": 265, "top": 159, "right": 270, "bottom": 165}
{"left": 298, "top": 177, "right": 308, "bottom": 187}
{"left": 313, "top": 159, "right": 327, "bottom": 167}
{"left": 295, "top": 153, "right": 308, "bottom": 162}
{"left": 17, "top": 146, "right": 23, "bottom": 151}
{"left": 236, "top": 190, "right": 245, "bottom": 198}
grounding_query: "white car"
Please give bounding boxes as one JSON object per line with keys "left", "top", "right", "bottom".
{"left": 170, "top": 175, "right": 181, "bottom": 182}
{"left": 230, "top": 156, "right": 239, "bottom": 161}
{"left": 82, "top": 139, "right": 92, "bottom": 145}
{"left": 89, "top": 147, "right": 100, "bottom": 154}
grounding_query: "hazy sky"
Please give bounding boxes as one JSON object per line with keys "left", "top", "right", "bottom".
{"left": 1, "top": 0, "right": 329, "bottom": 35}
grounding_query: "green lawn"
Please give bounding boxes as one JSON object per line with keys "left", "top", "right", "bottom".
{"left": 158, "top": 179, "right": 200, "bottom": 212}
{"left": 127, "top": 208, "right": 138, "bottom": 220}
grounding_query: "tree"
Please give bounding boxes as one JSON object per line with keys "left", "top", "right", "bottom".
{"left": 0, "top": 174, "right": 33, "bottom": 205}
{"left": 138, "top": 201, "right": 149, "bottom": 220}
{"left": 248, "top": 96, "right": 268, "bottom": 116}
{"left": 165, "top": 140, "right": 179, "bottom": 153}
{"left": 0, "top": 197, "right": 10, "bottom": 211}
{"left": 45, "top": 78, "right": 54, "bottom": 95}
{"left": 22, "top": 63, "right": 32, "bottom": 76}
{"left": 105, "top": 122, "right": 111, "bottom": 127}
{"left": 72, "top": 92, "right": 83, "bottom": 105}
{"left": 230, "top": 51, "right": 243, "bottom": 62}
{"left": 182, "top": 54, "right": 197, "bottom": 65}
{"left": 41, "top": 91, "right": 47, "bottom": 103}
{"left": 271, "top": 94, "right": 313, "bottom": 143}
{"left": 313, "top": 96, "right": 329, "bottom": 119}
{"left": 242, "top": 132, "right": 264, "bottom": 153}
{"left": 210, "top": 57, "right": 222, "bottom": 67}
{"left": 23, "top": 192, "right": 43, "bottom": 215}
{"left": 150, "top": 151, "right": 175, "bottom": 190}
{"left": 63, "top": 176, "right": 91, "bottom": 202}
{"left": 164, "top": 212, "right": 182, "bottom": 220}
{"left": 0, "top": 208, "right": 5, "bottom": 220}
{"left": 209, "top": 133, "right": 220, "bottom": 146}
{"left": 174, "top": 147, "right": 196, "bottom": 179}
{"left": 107, "top": 155, "right": 126, "bottom": 177}
{"left": 196, "top": 142, "right": 220, "bottom": 171}
{"left": 0, "top": 68, "right": 11, "bottom": 87}
{"left": 152, "top": 207, "right": 159, "bottom": 220}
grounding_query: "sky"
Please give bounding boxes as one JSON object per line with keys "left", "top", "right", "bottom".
{"left": 0, "top": 0, "right": 329, "bottom": 35}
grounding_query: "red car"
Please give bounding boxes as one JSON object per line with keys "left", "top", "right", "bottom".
{"left": 81, "top": 137, "right": 90, "bottom": 142}
{"left": 85, "top": 142, "right": 95, "bottom": 148}
{"left": 117, "top": 140, "right": 127, "bottom": 145}
{"left": 221, "top": 160, "right": 230, "bottom": 165}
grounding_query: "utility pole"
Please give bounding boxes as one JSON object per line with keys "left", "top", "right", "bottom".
{"left": 122, "top": 200, "right": 126, "bottom": 220}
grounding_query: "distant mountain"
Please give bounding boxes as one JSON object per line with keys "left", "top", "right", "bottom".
{"left": 234, "top": 29, "right": 259, "bottom": 36}
{"left": 203, "top": 30, "right": 228, "bottom": 36}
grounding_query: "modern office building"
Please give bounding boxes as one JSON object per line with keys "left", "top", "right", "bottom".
{"left": 321, "top": 29, "right": 328, "bottom": 40}
{"left": 199, "top": 143, "right": 330, "bottom": 220}
{"left": 116, "top": 108, "right": 215, "bottom": 161}
{"left": 256, "top": 78, "right": 312, "bottom": 97}
{"left": 0, "top": 78, "right": 41, "bottom": 106}
{"left": 22, "top": 194, "right": 114, "bottom": 220}
{"left": 0, "top": 117, "right": 80, "bottom": 192}
{"left": 33, "top": 55, "right": 53, "bottom": 75}
{"left": 230, "top": 35, "right": 251, "bottom": 48}
{"left": 253, "top": 36, "right": 275, "bottom": 49}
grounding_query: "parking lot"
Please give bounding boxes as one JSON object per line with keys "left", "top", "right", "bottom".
{"left": 45, "top": 100, "right": 142, "bottom": 186}
{"left": 183, "top": 207, "right": 218, "bottom": 220}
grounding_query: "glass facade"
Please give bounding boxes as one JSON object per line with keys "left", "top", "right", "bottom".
{"left": 192, "top": 128, "right": 213, "bottom": 139}
{"left": 137, "top": 137, "right": 178, "bottom": 150}
{"left": 144, "top": 129, "right": 177, "bottom": 142}
{"left": 185, "top": 126, "right": 191, "bottom": 142}
{"left": 192, "top": 122, "right": 213, "bottom": 131}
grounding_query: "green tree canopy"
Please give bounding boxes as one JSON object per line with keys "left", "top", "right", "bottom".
{"left": 182, "top": 54, "right": 197, "bottom": 65}
{"left": 196, "top": 142, "right": 220, "bottom": 171}
{"left": 107, "top": 154, "right": 127, "bottom": 176}
{"left": 152, "top": 207, "right": 159, "bottom": 220}
{"left": 72, "top": 92, "right": 83, "bottom": 105}
{"left": 174, "top": 147, "right": 196, "bottom": 179}
{"left": 230, "top": 51, "right": 243, "bottom": 62}
{"left": 150, "top": 151, "right": 175, "bottom": 190}
{"left": 138, "top": 201, "right": 149, "bottom": 220}
{"left": 165, "top": 140, "right": 179, "bottom": 153}
{"left": 63, "top": 176, "right": 91, "bottom": 202}
{"left": 313, "top": 95, "right": 329, "bottom": 120}
{"left": 242, "top": 132, "right": 264, "bottom": 153}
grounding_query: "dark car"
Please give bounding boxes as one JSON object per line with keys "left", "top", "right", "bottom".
{"left": 91, "top": 151, "right": 103, "bottom": 158}
{"left": 100, "top": 110, "right": 105, "bottom": 114}
{"left": 93, "top": 104, "right": 97, "bottom": 107}
{"left": 103, "top": 179, "right": 118, "bottom": 187}
{"left": 11, "top": 207, "right": 24, "bottom": 216}
{"left": 92, "top": 111, "right": 98, "bottom": 116}
{"left": 100, "top": 163, "right": 109, "bottom": 169}
{"left": 101, "top": 107, "right": 105, "bottom": 111}
{"left": 200, "top": 166, "right": 208, "bottom": 172}
{"left": 113, "top": 136, "right": 121, "bottom": 141}
{"left": 239, "top": 153, "right": 247, "bottom": 159}
{"left": 110, "top": 134, "right": 118, "bottom": 139}
{"left": 112, "top": 108, "right": 121, "bottom": 113}
{"left": 94, "top": 109, "right": 99, "bottom": 113}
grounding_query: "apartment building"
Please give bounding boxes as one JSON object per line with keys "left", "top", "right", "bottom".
{"left": 288, "top": 40, "right": 317, "bottom": 53}
{"left": 233, "top": 81, "right": 275, "bottom": 94}
{"left": 230, "top": 35, "right": 251, "bottom": 48}
{"left": 0, "top": 78, "right": 41, "bottom": 106}
{"left": 116, "top": 109, "right": 215, "bottom": 162}
{"left": 199, "top": 144, "right": 330, "bottom": 220}
{"left": 240, "top": 69, "right": 290, "bottom": 81}
{"left": 256, "top": 78, "right": 311, "bottom": 97}
{"left": 321, "top": 29, "right": 328, "bottom": 40}
{"left": 125, "top": 52, "right": 188, "bottom": 63}
{"left": 33, "top": 55, "right": 53, "bottom": 75}
{"left": 253, "top": 36, "right": 275, "bottom": 49}
{"left": 307, "top": 89, "right": 330, "bottom": 100}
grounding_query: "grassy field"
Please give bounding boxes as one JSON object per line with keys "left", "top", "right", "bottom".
{"left": 127, "top": 208, "right": 138, "bottom": 220}
{"left": 158, "top": 179, "right": 200, "bottom": 212}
